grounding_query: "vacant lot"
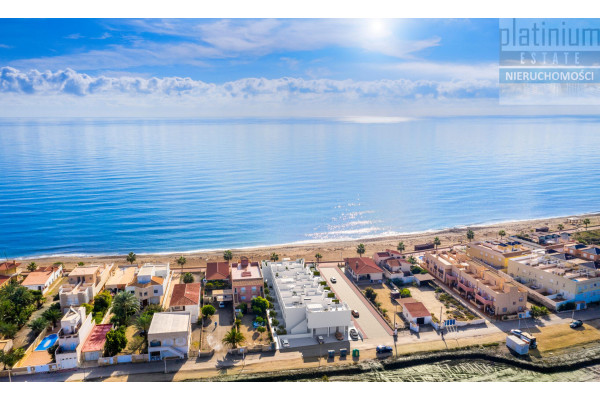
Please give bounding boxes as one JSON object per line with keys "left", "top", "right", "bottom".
{"left": 239, "top": 314, "right": 270, "bottom": 347}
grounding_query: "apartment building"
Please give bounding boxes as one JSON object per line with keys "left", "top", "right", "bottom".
{"left": 507, "top": 251, "right": 600, "bottom": 310}
{"left": 231, "top": 257, "right": 264, "bottom": 305}
{"left": 55, "top": 306, "right": 95, "bottom": 369}
{"left": 466, "top": 240, "right": 531, "bottom": 269}
{"left": 262, "top": 259, "right": 351, "bottom": 337}
{"left": 424, "top": 250, "right": 527, "bottom": 317}
{"left": 59, "top": 264, "right": 115, "bottom": 311}
{"left": 126, "top": 263, "right": 170, "bottom": 307}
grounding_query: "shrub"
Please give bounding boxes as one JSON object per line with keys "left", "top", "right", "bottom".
{"left": 81, "top": 303, "right": 93, "bottom": 315}
{"left": 400, "top": 288, "right": 412, "bottom": 298}
{"left": 324, "top": 286, "right": 331, "bottom": 291}
{"left": 94, "top": 312, "right": 105, "bottom": 324}
{"left": 251, "top": 297, "right": 269, "bottom": 316}
{"left": 264, "top": 288, "right": 270, "bottom": 295}
{"left": 332, "top": 299, "right": 340, "bottom": 304}
{"left": 313, "top": 271, "right": 320, "bottom": 276}
{"left": 392, "top": 278, "right": 403, "bottom": 287}
{"left": 236, "top": 311, "right": 243, "bottom": 320}
{"left": 269, "top": 310, "right": 277, "bottom": 318}
{"left": 201, "top": 304, "right": 216, "bottom": 318}
{"left": 276, "top": 328, "right": 287, "bottom": 335}
{"left": 255, "top": 316, "right": 264, "bottom": 324}
{"left": 271, "top": 318, "right": 280, "bottom": 327}
{"left": 319, "top": 281, "right": 326, "bottom": 286}
{"left": 558, "top": 302, "right": 576, "bottom": 311}
{"left": 104, "top": 326, "right": 127, "bottom": 357}
{"left": 239, "top": 303, "right": 248, "bottom": 314}
{"left": 182, "top": 272, "right": 194, "bottom": 283}
{"left": 266, "top": 295, "right": 274, "bottom": 303}
{"left": 327, "top": 292, "right": 335, "bottom": 298}
{"left": 364, "top": 287, "right": 377, "bottom": 302}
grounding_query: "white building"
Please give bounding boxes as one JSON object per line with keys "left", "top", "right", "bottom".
{"left": 147, "top": 312, "right": 191, "bottom": 360}
{"left": 21, "top": 265, "right": 63, "bottom": 294}
{"left": 55, "top": 306, "right": 95, "bottom": 369}
{"left": 262, "top": 259, "right": 351, "bottom": 338}
{"left": 126, "top": 263, "right": 171, "bottom": 307}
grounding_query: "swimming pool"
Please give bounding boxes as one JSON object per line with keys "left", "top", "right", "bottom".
{"left": 35, "top": 333, "right": 58, "bottom": 351}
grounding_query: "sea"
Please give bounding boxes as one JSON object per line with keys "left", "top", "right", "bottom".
{"left": 1, "top": 116, "right": 599, "bottom": 258}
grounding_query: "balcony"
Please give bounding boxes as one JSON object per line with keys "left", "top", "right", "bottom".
{"left": 458, "top": 281, "right": 474, "bottom": 293}
{"left": 475, "top": 293, "right": 494, "bottom": 306}
{"left": 446, "top": 274, "right": 457, "bottom": 281}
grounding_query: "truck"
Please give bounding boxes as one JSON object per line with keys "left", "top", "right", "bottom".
{"left": 510, "top": 329, "right": 537, "bottom": 349}
{"left": 506, "top": 335, "right": 529, "bottom": 355}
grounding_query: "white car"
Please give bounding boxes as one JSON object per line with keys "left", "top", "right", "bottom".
{"left": 219, "top": 301, "right": 225, "bottom": 308}
{"left": 281, "top": 339, "right": 290, "bottom": 348}
{"left": 330, "top": 277, "right": 337, "bottom": 284}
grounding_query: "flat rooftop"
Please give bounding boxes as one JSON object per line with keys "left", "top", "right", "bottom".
{"left": 148, "top": 312, "right": 190, "bottom": 335}
{"left": 232, "top": 265, "right": 262, "bottom": 280}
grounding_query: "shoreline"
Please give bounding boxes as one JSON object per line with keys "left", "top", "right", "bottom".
{"left": 12, "top": 212, "right": 600, "bottom": 270}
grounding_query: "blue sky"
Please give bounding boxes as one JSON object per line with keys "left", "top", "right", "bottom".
{"left": 0, "top": 18, "right": 580, "bottom": 118}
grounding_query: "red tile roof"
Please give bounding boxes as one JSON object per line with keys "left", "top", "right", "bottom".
{"left": 386, "top": 259, "right": 401, "bottom": 267}
{"left": 206, "top": 262, "right": 230, "bottom": 281}
{"left": 376, "top": 252, "right": 391, "bottom": 257}
{"left": 0, "top": 261, "right": 21, "bottom": 272}
{"left": 82, "top": 324, "right": 113, "bottom": 353}
{"left": 170, "top": 283, "right": 201, "bottom": 307}
{"left": 344, "top": 257, "right": 383, "bottom": 275}
{"left": 0, "top": 276, "right": 10, "bottom": 287}
{"left": 21, "top": 270, "right": 54, "bottom": 286}
{"left": 403, "top": 302, "right": 431, "bottom": 319}
{"left": 386, "top": 249, "right": 403, "bottom": 256}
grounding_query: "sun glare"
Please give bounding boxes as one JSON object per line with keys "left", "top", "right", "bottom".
{"left": 369, "top": 19, "right": 389, "bottom": 38}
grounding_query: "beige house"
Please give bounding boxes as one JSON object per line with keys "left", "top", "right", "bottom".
{"left": 59, "top": 264, "right": 115, "bottom": 311}
{"left": 147, "top": 312, "right": 191, "bottom": 360}
{"left": 466, "top": 241, "right": 531, "bottom": 268}
{"left": 424, "top": 250, "right": 528, "bottom": 317}
{"left": 507, "top": 251, "right": 600, "bottom": 310}
{"left": 105, "top": 265, "right": 137, "bottom": 293}
{"left": 126, "top": 263, "right": 170, "bottom": 307}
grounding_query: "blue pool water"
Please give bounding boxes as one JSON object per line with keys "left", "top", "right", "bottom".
{"left": 0, "top": 116, "right": 599, "bottom": 258}
{"left": 35, "top": 333, "right": 58, "bottom": 351}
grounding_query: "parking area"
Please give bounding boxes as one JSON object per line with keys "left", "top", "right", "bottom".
{"left": 318, "top": 265, "right": 392, "bottom": 341}
{"left": 200, "top": 303, "right": 233, "bottom": 353}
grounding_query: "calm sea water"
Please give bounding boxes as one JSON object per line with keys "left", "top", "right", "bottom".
{"left": 1, "top": 117, "right": 599, "bottom": 258}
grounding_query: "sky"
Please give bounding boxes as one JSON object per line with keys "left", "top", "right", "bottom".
{"left": 0, "top": 18, "right": 592, "bottom": 118}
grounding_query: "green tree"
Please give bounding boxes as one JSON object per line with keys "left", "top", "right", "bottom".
{"left": 315, "top": 253, "right": 323, "bottom": 264}
{"left": 222, "top": 328, "right": 245, "bottom": 349}
{"left": 530, "top": 305, "right": 549, "bottom": 319}
{"left": 93, "top": 291, "right": 112, "bottom": 314}
{"left": 466, "top": 229, "right": 475, "bottom": 242}
{"left": 111, "top": 291, "right": 140, "bottom": 326}
{"left": 433, "top": 237, "right": 441, "bottom": 249}
{"left": 31, "top": 290, "right": 45, "bottom": 309}
{"left": 182, "top": 272, "right": 194, "bottom": 284}
{"left": 270, "top": 253, "right": 279, "bottom": 261}
{"left": 201, "top": 304, "right": 216, "bottom": 319}
{"left": 42, "top": 307, "right": 63, "bottom": 329}
{"left": 257, "top": 326, "right": 266, "bottom": 338}
{"left": 80, "top": 303, "right": 93, "bottom": 315}
{"left": 28, "top": 317, "right": 49, "bottom": 334}
{"left": 0, "top": 347, "right": 25, "bottom": 370}
{"left": 397, "top": 241, "right": 405, "bottom": 253}
{"left": 126, "top": 252, "right": 136, "bottom": 265}
{"left": 407, "top": 256, "right": 417, "bottom": 265}
{"left": 557, "top": 224, "right": 564, "bottom": 232}
{"left": 583, "top": 218, "right": 591, "bottom": 230}
{"left": 356, "top": 243, "right": 366, "bottom": 257}
{"left": 400, "top": 288, "right": 412, "bottom": 298}
{"left": 27, "top": 262, "right": 38, "bottom": 272}
{"left": 223, "top": 250, "right": 233, "bottom": 262}
{"left": 498, "top": 230, "right": 506, "bottom": 240}
{"left": 104, "top": 327, "right": 128, "bottom": 357}
{"left": 177, "top": 256, "right": 187, "bottom": 275}
{"left": 134, "top": 312, "right": 154, "bottom": 344}
{"left": 143, "top": 304, "right": 163, "bottom": 316}
{"left": 77, "top": 262, "right": 85, "bottom": 266}
{"left": 0, "top": 322, "right": 18, "bottom": 339}
{"left": 364, "top": 287, "right": 377, "bottom": 302}
{"left": 251, "top": 296, "right": 269, "bottom": 316}
{"left": 48, "top": 343, "right": 59, "bottom": 363}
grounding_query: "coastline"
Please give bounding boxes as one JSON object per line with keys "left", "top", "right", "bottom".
{"left": 14, "top": 213, "right": 600, "bottom": 270}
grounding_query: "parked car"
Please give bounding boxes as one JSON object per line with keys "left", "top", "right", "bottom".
{"left": 351, "top": 310, "right": 359, "bottom": 318}
{"left": 570, "top": 319, "right": 583, "bottom": 329}
{"left": 219, "top": 301, "right": 226, "bottom": 308}
{"left": 335, "top": 331, "right": 344, "bottom": 341}
{"left": 330, "top": 277, "right": 337, "bottom": 284}
{"left": 316, "top": 335, "right": 325, "bottom": 344}
{"left": 281, "top": 339, "right": 290, "bottom": 348}
{"left": 376, "top": 345, "right": 393, "bottom": 354}
{"left": 349, "top": 328, "right": 359, "bottom": 340}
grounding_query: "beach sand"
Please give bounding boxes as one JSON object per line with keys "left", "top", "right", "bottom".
{"left": 18, "top": 213, "right": 599, "bottom": 272}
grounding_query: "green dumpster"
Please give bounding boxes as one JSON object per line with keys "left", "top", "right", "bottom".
{"left": 352, "top": 348, "right": 359, "bottom": 358}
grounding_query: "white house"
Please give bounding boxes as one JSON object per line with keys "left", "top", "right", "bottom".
{"left": 126, "top": 263, "right": 171, "bottom": 306}
{"left": 21, "top": 265, "right": 63, "bottom": 294}
{"left": 402, "top": 301, "right": 432, "bottom": 325}
{"left": 147, "top": 312, "right": 191, "bottom": 360}
{"left": 262, "top": 259, "right": 351, "bottom": 338}
{"left": 168, "top": 283, "right": 201, "bottom": 322}
{"left": 55, "top": 306, "right": 95, "bottom": 369}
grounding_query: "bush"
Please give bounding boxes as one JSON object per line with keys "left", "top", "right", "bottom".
{"left": 264, "top": 288, "right": 270, "bottom": 295}
{"left": 94, "top": 312, "right": 105, "bottom": 324}
{"left": 319, "top": 281, "right": 326, "bottom": 286}
{"left": 251, "top": 297, "right": 269, "bottom": 316}
{"left": 201, "top": 304, "right": 216, "bottom": 318}
{"left": 104, "top": 326, "right": 127, "bottom": 357}
{"left": 269, "top": 310, "right": 277, "bottom": 318}
{"left": 313, "top": 271, "right": 320, "bottom": 276}
{"left": 391, "top": 278, "right": 403, "bottom": 287}
{"left": 239, "top": 303, "right": 248, "bottom": 314}
{"left": 327, "top": 292, "right": 335, "bottom": 298}
{"left": 364, "top": 287, "right": 377, "bottom": 302}
{"left": 271, "top": 318, "right": 280, "bottom": 327}
{"left": 255, "top": 316, "right": 264, "bottom": 324}
{"left": 81, "top": 303, "right": 93, "bottom": 315}
{"left": 276, "top": 328, "right": 287, "bottom": 335}
{"left": 236, "top": 311, "right": 243, "bottom": 320}
{"left": 558, "top": 302, "right": 576, "bottom": 311}
{"left": 266, "top": 295, "right": 274, "bottom": 303}
{"left": 400, "top": 288, "right": 412, "bottom": 298}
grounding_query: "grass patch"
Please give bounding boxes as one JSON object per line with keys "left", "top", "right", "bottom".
{"left": 573, "top": 229, "right": 600, "bottom": 245}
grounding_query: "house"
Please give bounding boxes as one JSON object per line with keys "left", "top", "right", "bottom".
{"left": 105, "top": 265, "right": 137, "bottom": 293}
{"left": 507, "top": 251, "right": 600, "bottom": 310}
{"left": 55, "top": 306, "right": 95, "bottom": 369}
{"left": 126, "top": 263, "right": 171, "bottom": 307}
{"left": 59, "top": 264, "right": 115, "bottom": 311}
{"left": 21, "top": 265, "right": 63, "bottom": 294}
{"left": 231, "top": 257, "right": 264, "bottom": 305}
{"left": 262, "top": 259, "right": 351, "bottom": 337}
{"left": 424, "top": 250, "right": 528, "bottom": 317}
{"left": 530, "top": 232, "right": 571, "bottom": 245}
{"left": 565, "top": 244, "right": 600, "bottom": 263}
{"left": 81, "top": 324, "right": 113, "bottom": 362}
{"left": 205, "top": 262, "right": 231, "bottom": 283}
{"left": 147, "top": 312, "right": 191, "bottom": 360}
{"left": 0, "top": 261, "right": 22, "bottom": 287}
{"left": 381, "top": 258, "right": 413, "bottom": 280}
{"left": 169, "top": 283, "right": 201, "bottom": 321}
{"left": 344, "top": 257, "right": 384, "bottom": 283}
{"left": 466, "top": 241, "right": 531, "bottom": 269}
{"left": 402, "top": 301, "right": 432, "bottom": 325}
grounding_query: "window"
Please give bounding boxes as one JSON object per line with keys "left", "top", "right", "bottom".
{"left": 241, "top": 287, "right": 246, "bottom": 293}
{"left": 252, "top": 286, "right": 256, "bottom": 292}
{"left": 241, "top": 296, "right": 246, "bottom": 300}
{"left": 154, "top": 289, "right": 158, "bottom": 294}
{"left": 502, "top": 307, "right": 507, "bottom": 312}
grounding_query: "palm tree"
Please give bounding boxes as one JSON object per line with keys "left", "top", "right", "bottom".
{"left": 27, "top": 262, "right": 38, "bottom": 272}
{"left": 135, "top": 312, "right": 154, "bottom": 345}
{"left": 222, "top": 328, "right": 245, "bottom": 349}
{"left": 557, "top": 224, "right": 564, "bottom": 233}
{"left": 31, "top": 290, "right": 45, "bottom": 309}
{"left": 270, "top": 253, "right": 279, "bottom": 262}
{"left": 223, "top": 250, "right": 233, "bottom": 262}
{"left": 0, "top": 348, "right": 25, "bottom": 371}
{"left": 42, "top": 308, "right": 62, "bottom": 329}
{"left": 28, "top": 317, "right": 49, "bottom": 334}
{"left": 315, "top": 253, "right": 322, "bottom": 264}
{"left": 466, "top": 229, "right": 475, "bottom": 242}
{"left": 126, "top": 252, "right": 136, "bottom": 265}
{"left": 397, "top": 242, "right": 405, "bottom": 253}
{"left": 498, "top": 230, "right": 506, "bottom": 241}
{"left": 356, "top": 244, "right": 366, "bottom": 257}
{"left": 112, "top": 291, "right": 140, "bottom": 326}
{"left": 177, "top": 256, "right": 187, "bottom": 276}
{"left": 583, "top": 218, "right": 591, "bottom": 230}
{"left": 433, "top": 237, "right": 441, "bottom": 249}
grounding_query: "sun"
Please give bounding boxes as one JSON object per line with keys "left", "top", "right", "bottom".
{"left": 369, "top": 19, "right": 389, "bottom": 38}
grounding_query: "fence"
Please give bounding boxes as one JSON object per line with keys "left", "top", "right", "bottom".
{"left": 98, "top": 353, "right": 149, "bottom": 366}
{"left": 15, "top": 325, "right": 50, "bottom": 368}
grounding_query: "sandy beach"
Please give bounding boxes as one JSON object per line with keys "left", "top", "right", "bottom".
{"left": 16, "top": 213, "right": 599, "bottom": 272}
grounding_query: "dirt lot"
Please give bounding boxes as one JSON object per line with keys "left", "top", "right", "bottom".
{"left": 238, "top": 314, "right": 270, "bottom": 347}
{"left": 369, "top": 284, "right": 401, "bottom": 326}
{"left": 122, "top": 325, "right": 145, "bottom": 355}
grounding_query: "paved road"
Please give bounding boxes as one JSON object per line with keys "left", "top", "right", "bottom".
{"left": 318, "top": 266, "right": 391, "bottom": 341}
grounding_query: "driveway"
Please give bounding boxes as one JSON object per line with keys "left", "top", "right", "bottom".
{"left": 318, "top": 265, "right": 391, "bottom": 341}
{"left": 201, "top": 304, "right": 233, "bottom": 354}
